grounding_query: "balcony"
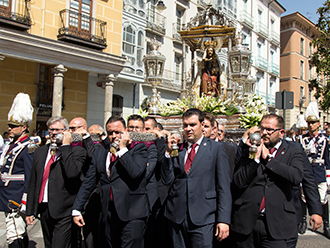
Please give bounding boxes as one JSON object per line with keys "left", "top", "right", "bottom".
{"left": 0, "top": 1, "right": 31, "bottom": 30}
{"left": 257, "top": 21, "right": 268, "bottom": 39}
{"left": 172, "top": 22, "right": 183, "bottom": 43}
{"left": 269, "top": 63, "right": 279, "bottom": 76}
{"left": 256, "top": 90, "right": 275, "bottom": 106}
{"left": 158, "top": 69, "right": 181, "bottom": 92}
{"left": 240, "top": 10, "right": 254, "bottom": 29}
{"left": 57, "top": 9, "right": 107, "bottom": 50}
{"left": 146, "top": 8, "right": 166, "bottom": 36}
{"left": 197, "top": 0, "right": 211, "bottom": 9}
{"left": 255, "top": 56, "right": 268, "bottom": 71}
{"left": 269, "top": 31, "right": 280, "bottom": 46}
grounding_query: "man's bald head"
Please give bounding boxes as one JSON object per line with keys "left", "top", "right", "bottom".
{"left": 69, "top": 117, "right": 87, "bottom": 133}
{"left": 88, "top": 124, "right": 104, "bottom": 135}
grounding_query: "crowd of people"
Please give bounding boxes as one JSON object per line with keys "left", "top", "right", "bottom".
{"left": 0, "top": 93, "right": 329, "bottom": 248}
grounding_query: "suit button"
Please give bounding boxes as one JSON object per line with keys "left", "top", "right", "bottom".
{"left": 265, "top": 186, "right": 268, "bottom": 188}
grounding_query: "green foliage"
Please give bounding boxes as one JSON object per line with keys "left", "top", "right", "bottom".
{"left": 310, "top": 0, "right": 330, "bottom": 111}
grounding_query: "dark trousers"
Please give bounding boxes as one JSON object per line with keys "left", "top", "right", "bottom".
{"left": 39, "top": 203, "right": 78, "bottom": 248}
{"left": 107, "top": 201, "right": 147, "bottom": 248}
{"left": 233, "top": 216, "right": 286, "bottom": 248}
{"left": 167, "top": 215, "right": 214, "bottom": 248}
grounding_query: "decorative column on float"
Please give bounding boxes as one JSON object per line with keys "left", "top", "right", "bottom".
{"left": 104, "top": 74, "right": 117, "bottom": 123}
{"left": 52, "top": 64, "right": 67, "bottom": 116}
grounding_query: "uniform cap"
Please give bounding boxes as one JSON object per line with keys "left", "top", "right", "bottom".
{"left": 7, "top": 93, "right": 33, "bottom": 126}
{"left": 296, "top": 114, "right": 307, "bottom": 130}
{"left": 305, "top": 102, "right": 319, "bottom": 122}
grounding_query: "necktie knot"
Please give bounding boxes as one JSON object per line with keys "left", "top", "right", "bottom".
{"left": 269, "top": 147, "right": 277, "bottom": 155}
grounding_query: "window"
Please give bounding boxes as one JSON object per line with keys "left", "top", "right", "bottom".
{"left": 309, "top": 63, "right": 312, "bottom": 80}
{"left": 176, "top": 7, "right": 184, "bottom": 32}
{"left": 300, "top": 38, "right": 304, "bottom": 55}
{"left": 309, "top": 87, "right": 312, "bottom": 103}
{"left": 300, "top": 60, "right": 304, "bottom": 80}
{"left": 69, "top": 0, "right": 92, "bottom": 33}
{"left": 136, "top": 31, "right": 144, "bottom": 67}
{"left": 309, "top": 42, "right": 313, "bottom": 57}
{"left": 0, "top": 0, "right": 10, "bottom": 9}
{"left": 300, "top": 86, "right": 304, "bottom": 100}
{"left": 175, "top": 54, "right": 182, "bottom": 82}
{"left": 37, "top": 64, "right": 54, "bottom": 117}
{"left": 258, "top": 9, "right": 262, "bottom": 23}
{"left": 123, "top": 25, "right": 135, "bottom": 55}
{"left": 112, "top": 95, "right": 123, "bottom": 117}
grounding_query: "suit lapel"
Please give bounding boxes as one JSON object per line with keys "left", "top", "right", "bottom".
{"left": 178, "top": 147, "right": 186, "bottom": 171}
{"left": 39, "top": 145, "right": 50, "bottom": 173}
{"left": 273, "top": 140, "right": 288, "bottom": 160}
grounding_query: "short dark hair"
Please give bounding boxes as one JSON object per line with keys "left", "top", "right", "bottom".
{"left": 157, "top": 122, "right": 164, "bottom": 130}
{"left": 261, "top": 114, "right": 284, "bottom": 129}
{"left": 144, "top": 116, "right": 157, "bottom": 129}
{"left": 127, "top": 114, "right": 144, "bottom": 128}
{"left": 203, "top": 112, "right": 215, "bottom": 127}
{"left": 106, "top": 116, "right": 126, "bottom": 129}
{"left": 182, "top": 108, "right": 204, "bottom": 123}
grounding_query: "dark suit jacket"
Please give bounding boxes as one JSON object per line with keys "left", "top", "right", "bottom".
{"left": 26, "top": 144, "right": 87, "bottom": 219}
{"left": 72, "top": 143, "right": 149, "bottom": 222}
{"left": 231, "top": 139, "right": 304, "bottom": 240}
{"left": 146, "top": 144, "right": 158, "bottom": 210}
{"left": 161, "top": 137, "right": 232, "bottom": 226}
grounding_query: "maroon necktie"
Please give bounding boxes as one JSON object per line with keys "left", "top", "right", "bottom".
{"left": 184, "top": 143, "right": 197, "bottom": 174}
{"left": 39, "top": 155, "right": 55, "bottom": 203}
{"left": 109, "top": 154, "right": 117, "bottom": 200}
{"left": 259, "top": 147, "right": 277, "bottom": 212}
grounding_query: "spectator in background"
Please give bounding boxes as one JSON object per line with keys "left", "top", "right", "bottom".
{"left": 3, "top": 131, "right": 10, "bottom": 146}
{"left": 30, "top": 129, "right": 42, "bottom": 146}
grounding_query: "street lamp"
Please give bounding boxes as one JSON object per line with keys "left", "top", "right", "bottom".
{"left": 228, "top": 32, "right": 254, "bottom": 112}
{"left": 143, "top": 39, "right": 166, "bottom": 114}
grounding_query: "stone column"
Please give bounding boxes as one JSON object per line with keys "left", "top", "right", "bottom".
{"left": 104, "top": 74, "right": 117, "bottom": 123}
{"left": 52, "top": 64, "right": 67, "bottom": 117}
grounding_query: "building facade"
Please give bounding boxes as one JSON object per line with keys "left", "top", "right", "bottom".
{"left": 0, "top": 0, "right": 125, "bottom": 138}
{"left": 280, "top": 12, "right": 326, "bottom": 129}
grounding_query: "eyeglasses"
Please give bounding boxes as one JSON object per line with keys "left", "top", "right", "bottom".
{"left": 260, "top": 127, "right": 281, "bottom": 134}
{"left": 69, "top": 125, "right": 83, "bottom": 131}
{"left": 8, "top": 124, "right": 21, "bottom": 129}
{"left": 48, "top": 128, "right": 65, "bottom": 133}
{"left": 128, "top": 126, "right": 142, "bottom": 132}
{"left": 107, "top": 131, "right": 122, "bottom": 135}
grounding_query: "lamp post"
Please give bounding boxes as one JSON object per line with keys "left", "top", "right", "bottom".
{"left": 143, "top": 39, "right": 166, "bottom": 115}
{"left": 228, "top": 33, "right": 254, "bottom": 113}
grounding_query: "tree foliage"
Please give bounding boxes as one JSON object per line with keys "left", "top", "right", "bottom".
{"left": 310, "top": 0, "right": 330, "bottom": 111}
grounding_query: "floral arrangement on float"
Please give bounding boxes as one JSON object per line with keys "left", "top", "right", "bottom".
{"left": 238, "top": 94, "right": 269, "bottom": 128}
{"left": 139, "top": 93, "right": 268, "bottom": 128}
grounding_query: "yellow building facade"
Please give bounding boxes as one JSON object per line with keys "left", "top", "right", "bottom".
{"left": 0, "top": 0, "right": 125, "bottom": 139}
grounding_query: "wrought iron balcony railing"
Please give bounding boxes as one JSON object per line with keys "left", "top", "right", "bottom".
{"left": 256, "top": 56, "right": 268, "bottom": 71}
{"left": 58, "top": 9, "right": 107, "bottom": 50}
{"left": 146, "top": 8, "right": 166, "bottom": 36}
{"left": 172, "top": 22, "right": 183, "bottom": 41}
{"left": 0, "top": 0, "right": 31, "bottom": 30}
{"left": 269, "top": 31, "right": 280, "bottom": 46}
{"left": 269, "top": 63, "right": 279, "bottom": 76}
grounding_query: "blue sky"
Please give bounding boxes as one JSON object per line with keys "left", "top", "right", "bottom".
{"left": 278, "top": 0, "right": 326, "bottom": 24}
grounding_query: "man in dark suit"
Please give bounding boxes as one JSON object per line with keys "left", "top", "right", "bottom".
{"left": 72, "top": 116, "right": 149, "bottom": 248}
{"left": 202, "top": 112, "right": 236, "bottom": 176}
{"left": 161, "top": 108, "right": 232, "bottom": 248}
{"left": 231, "top": 114, "right": 305, "bottom": 247}
{"left": 26, "top": 116, "right": 87, "bottom": 248}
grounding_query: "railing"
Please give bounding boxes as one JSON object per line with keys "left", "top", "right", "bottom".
{"left": 269, "top": 31, "right": 280, "bottom": 46}
{"left": 269, "top": 63, "right": 279, "bottom": 75}
{"left": 172, "top": 22, "right": 183, "bottom": 41}
{"left": 256, "top": 90, "right": 275, "bottom": 106}
{"left": 146, "top": 8, "right": 166, "bottom": 35}
{"left": 159, "top": 69, "right": 182, "bottom": 90}
{"left": 256, "top": 56, "right": 268, "bottom": 70}
{"left": 257, "top": 21, "right": 268, "bottom": 38}
{"left": 0, "top": 0, "right": 31, "bottom": 29}
{"left": 240, "top": 10, "right": 254, "bottom": 29}
{"left": 58, "top": 9, "right": 107, "bottom": 48}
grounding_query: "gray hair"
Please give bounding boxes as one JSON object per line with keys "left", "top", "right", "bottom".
{"left": 46, "top": 116, "right": 69, "bottom": 130}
